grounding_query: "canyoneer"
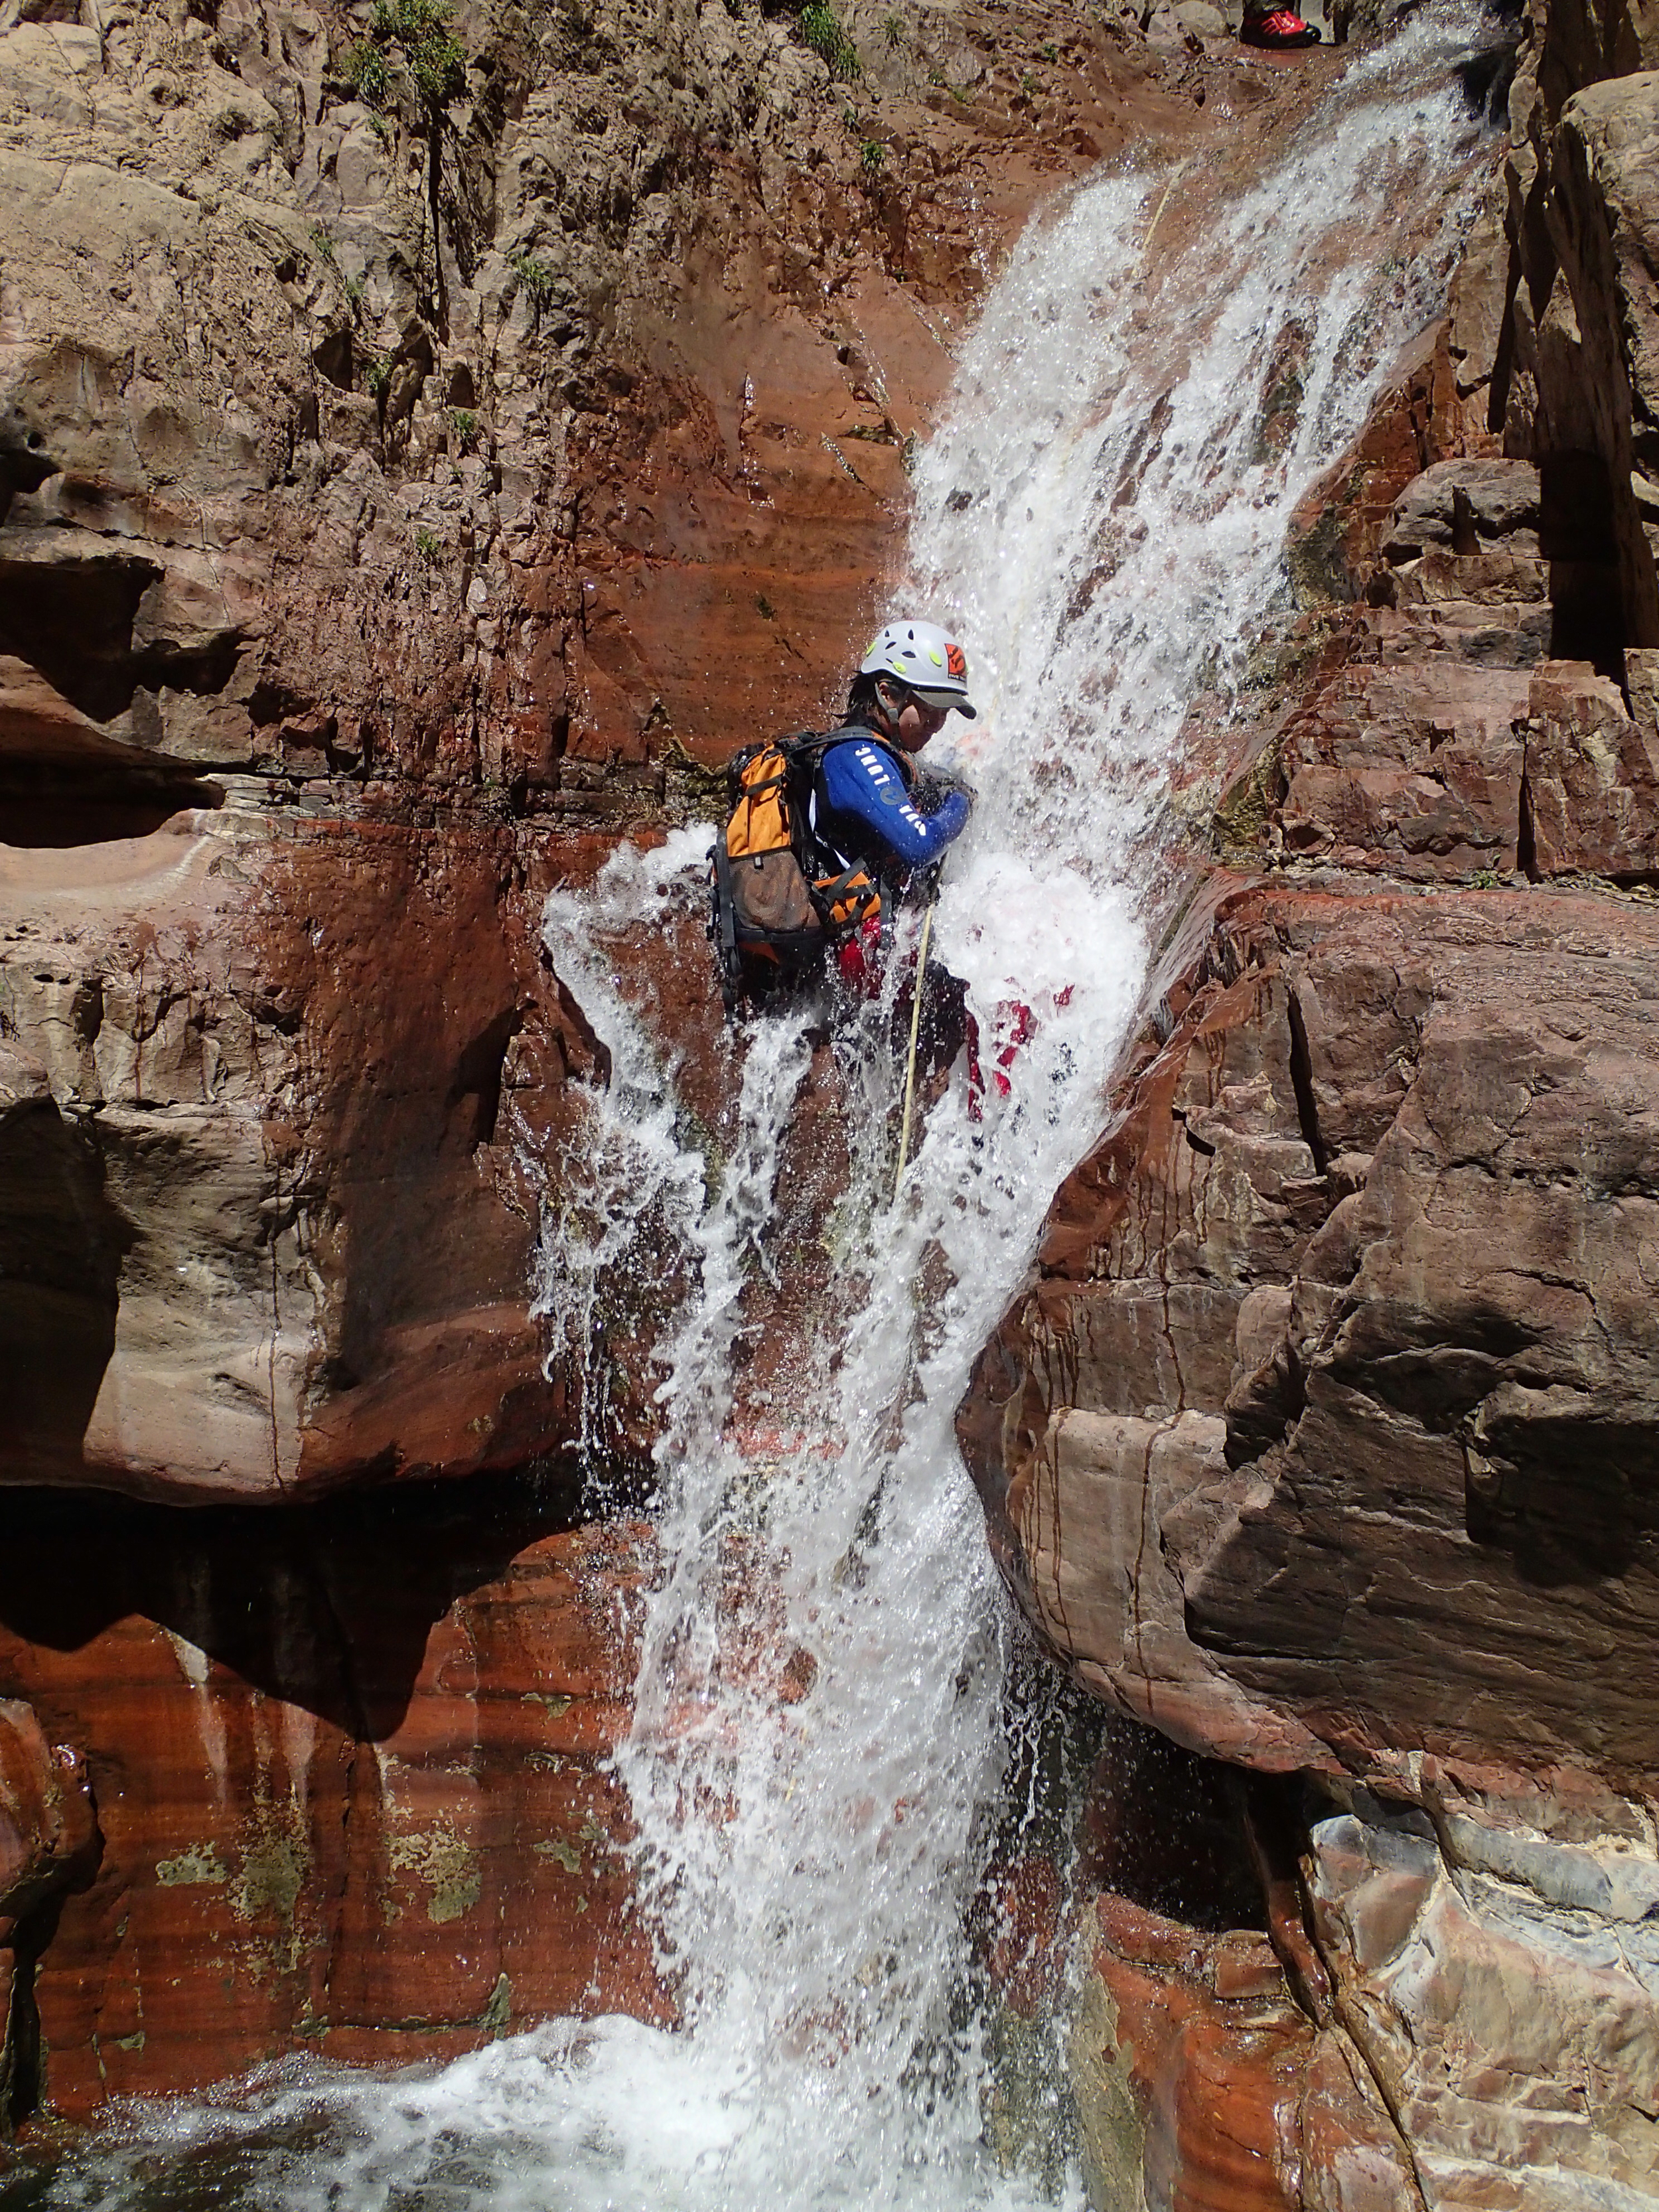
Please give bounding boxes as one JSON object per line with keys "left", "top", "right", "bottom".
{"left": 710, "top": 619, "right": 1043, "bottom": 1124}
{"left": 710, "top": 617, "right": 1039, "bottom": 1134}
{"left": 709, "top": 618, "right": 977, "bottom": 1039}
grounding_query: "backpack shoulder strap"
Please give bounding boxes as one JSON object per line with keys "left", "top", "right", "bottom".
{"left": 808, "top": 725, "right": 913, "bottom": 783}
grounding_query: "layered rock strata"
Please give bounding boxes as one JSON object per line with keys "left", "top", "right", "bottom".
{"left": 0, "top": 1479, "right": 662, "bottom": 2116}
{"left": 1, "top": 809, "right": 604, "bottom": 1498}
{"left": 0, "top": 0, "right": 1283, "bottom": 2125}
{"left": 0, "top": 0, "right": 1206, "bottom": 1507}
{"left": 961, "top": 1, "right": 1659, "bottom": 2196}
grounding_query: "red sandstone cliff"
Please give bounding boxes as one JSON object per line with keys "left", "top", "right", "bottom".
{"left": 958, "top": 0, "right": 1659, "bottom": 2199}
{"left": 0, "top": 0, "right": 1237, "bottom": 2136}
{"left": 2, "top": 0, "right": 1181, "bottom": 1509}
{"left": 6, "top": 0, "right": 1659, "bottom": 2193}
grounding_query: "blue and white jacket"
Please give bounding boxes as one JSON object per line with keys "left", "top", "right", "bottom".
{"left": 807, "top": 727, "right": 971, "bottom": 883}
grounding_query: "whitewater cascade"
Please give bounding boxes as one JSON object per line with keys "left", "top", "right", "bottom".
{"left": 29, "top": 14, "right": 1498, "bottom": 2207}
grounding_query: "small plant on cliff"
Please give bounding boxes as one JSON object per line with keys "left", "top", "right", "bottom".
{"left": 349, "top": 0, "right": 466, "bottom": 114}
{"left": 309, "top": 228, "right": 368, "bottom": 315}
{"left": 345, "top": 35, "right": 392, "bottom": 106}
{"left": 927, "top": 65, "right": 970, "bottom": 103}
{"left": 447, "top": 405, "right": 478, "bottom": 450}
{"left": 860, "top": 137, "right": 884, "bottom": 173}
{"left": 363, "top": 353, "right": 391, "bottom": 398}
{"left": 883, "top": 9, "right": 902, "bottom": 43}
{"left": 510, "top": 251, "right": 560, "bottom": 313}
{"left": 798, "top": 1, "right": 860, "bottom": 79}
{"left": 415, "top": 527, "right": 442, "bottom": 561}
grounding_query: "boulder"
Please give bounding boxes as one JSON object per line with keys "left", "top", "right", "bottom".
{"left": 1380, "top": 458, "right": 1543, "bottom": 563}
{"left": 963, "top": 878, "right": 1659, "bottom": 1783}
{"left": 1524, "top": 654, "right": 1659, "bottom": 873}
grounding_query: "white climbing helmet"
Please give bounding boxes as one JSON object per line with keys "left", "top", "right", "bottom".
{"left": 859, "top": 619, "right": 978, "bottom": 718}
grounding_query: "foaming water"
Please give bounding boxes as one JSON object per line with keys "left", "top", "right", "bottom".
{"left": 16, "top": 15, "right": 1497, "bottom": 2207}
{"left": 912, "top": 14, "right": 1496, "bottom": 902}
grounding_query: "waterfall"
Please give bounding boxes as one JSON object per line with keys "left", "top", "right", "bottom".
{"left": 26, "top": 11, "right": 1497, "bottom": 2205}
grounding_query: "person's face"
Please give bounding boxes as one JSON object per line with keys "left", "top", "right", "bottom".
{"left": 879, "top": 682, "right": 948, "bottom": 753}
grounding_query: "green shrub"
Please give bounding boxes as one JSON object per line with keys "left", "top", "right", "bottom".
{"left": 860, "top": 137, "right": 884, "bottom": 172}
{"left": 883, "top": 9, "right": 902, "bottom": 43}
{"left": 448, "top": 405, "right": 478, "bottom": 449}
{"left": 345, "top": 36, "right": 392, "bottom": 106}
{"left": 364, "top": 354, "right": 391, "bottom": 397}
{"left": 510, "top": 251, "right": 559, "bottom": 307}
{"left": 799, "top": 1, "right": 859, "bottom": 78}
{"left": 354, "top": 0, "right": 466, "bottom": 113}
{"left": 415, "top": 527, "right": 441, "bottom": 561}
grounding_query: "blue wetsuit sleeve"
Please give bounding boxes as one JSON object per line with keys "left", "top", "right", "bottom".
{"left": 818, "top": 740, "right": 971, "bottom": 868}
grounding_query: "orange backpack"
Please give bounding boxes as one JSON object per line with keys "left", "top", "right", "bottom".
{"left": 709, "top": 729, "right": 883, "bottom": 1013}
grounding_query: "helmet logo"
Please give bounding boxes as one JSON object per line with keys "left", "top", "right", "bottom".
{"left": 946, "top": 643, "right": 967, "bottom": 679}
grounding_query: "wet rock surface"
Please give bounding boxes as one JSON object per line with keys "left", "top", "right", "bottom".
{"left": 0, "top": 1701, "right": 99, "bottom": 2133}
{"left": 961, "top": 0, "right": 1659, "bottom": 2195}
{"left": 0, "top": 0, "right": 1298, "bottom": 2127}
{"left": 0, "top": 1481, "right": 662, "bottom": 2117}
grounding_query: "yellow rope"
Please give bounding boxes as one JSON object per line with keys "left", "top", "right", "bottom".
{"left": 893, "top": 904, "right": 934, "bottom": 1203}
{"left": 1143, "top": 157, "right": 1190, "bottom": 259}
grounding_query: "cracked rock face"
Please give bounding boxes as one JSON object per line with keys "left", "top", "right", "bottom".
{"left": 966, "top": 877, "right": 1659, "bottom": 1784}
{"left": 960, "top": 1, "right": 1659, "bottom": 2195}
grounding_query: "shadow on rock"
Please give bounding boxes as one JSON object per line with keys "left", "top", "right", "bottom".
{"left": 0, "top": 1101, "right": 135, "bottom": 1479}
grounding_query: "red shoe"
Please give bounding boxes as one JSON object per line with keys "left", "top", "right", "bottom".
{"left": 966, "top": 1000, "right": 1035, "bottom": 1121}
{"left": 1241, "top": 7, "right": 1320, "bottom": 43}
